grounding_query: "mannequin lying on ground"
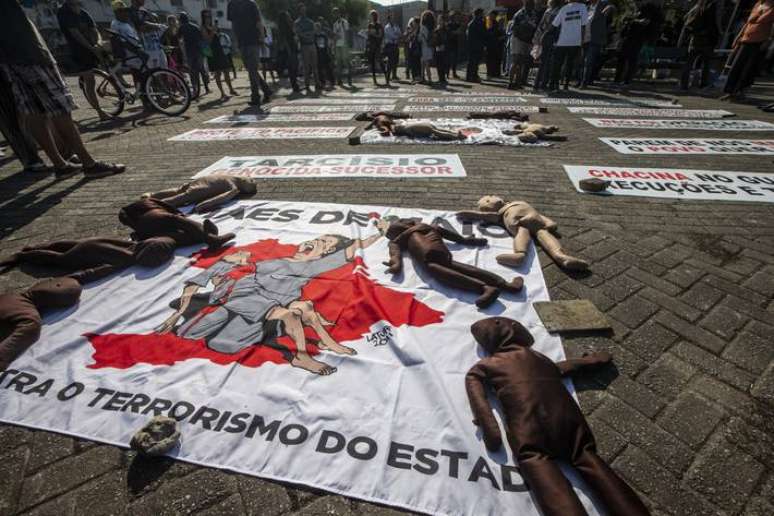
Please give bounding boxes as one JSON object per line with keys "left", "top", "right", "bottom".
{"left": 142, "top": 175, "right": 257, "bottom": 213}
{"left": 458, "top": 196, "right": 589, "bottom": 271}
{"left": 371, "top": 115, "right": 466, "bottom": 141}
{"left": 466, "top": 316, "right": 650, "bottom": 516}
{"left": 466, "top": 110, "right": 529, "bottom": 121}
{"left": 118, "top": 199, "right": 234, "bottom": 250}
{"left": 383, "top": 218, "right": 523, "bottom": 308}
{"left": 355, "top": 111, "right": 412, "bottom": 121}
{"left": 0, "top": 277, "right": 82, "bottom": 370}
{"left": 0, "top": 237, "right": 177, "bottom": 284}
{"left": 502, "top": 122, "right": 566, "bottom": 143}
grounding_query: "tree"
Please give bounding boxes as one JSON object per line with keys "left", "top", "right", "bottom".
{"left": 258, "top": 0, "right": 369, "bottom": 26}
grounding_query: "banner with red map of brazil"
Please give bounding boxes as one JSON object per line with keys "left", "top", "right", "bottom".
{"left": 0, "top": 201, "right": 597, "bottom": 516}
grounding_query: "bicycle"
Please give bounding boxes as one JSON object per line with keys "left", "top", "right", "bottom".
{"left": 79, "top": 30, "right": 191, "bottom": 118}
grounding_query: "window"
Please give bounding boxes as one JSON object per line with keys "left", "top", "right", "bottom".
{"left": 207, "top": 0, "right": 217, "bottom": 8}
{"left": 217, "top": 10, "right": 224, "bottom": 17}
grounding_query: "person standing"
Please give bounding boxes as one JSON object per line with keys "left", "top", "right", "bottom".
{"left": 201, "top": 10, "right": 237, "bottom": 98}
{"left": 419, "top": 10, "right": 435, "bottom": 84}
{"left": 0, "top": 71, "right": 46, "bottom": 172}
{"left": 128, "top": 0, "right": 167, "bottom": 69}
{"left": 276, "top": 11, "right": 301, "bottom": 92}
{"left": 722, "top": 0, "right": 774, "bottom": 99}
{"left": 178, "top": 12, "right": 209, "bottom": 97}
{"left": 614, "top": 3, "right": 662, "bottom": 86}
{"left": 466, "top": 8, "right": 486, "bottom": 82}
{"left": 228, "top": 0, "right": 272, "bottom": 106}
{"left": 548, "top": 0, "right": 588, "bottom": 90}
{"left": 365, "top": 10, "right": 386, "bottom": 86}
{"left": 406, "top": 17, "right": 422, "bottom": 81}
{"left": 332, "top": 8, "right": 352, "bottom": 86}
{"left": 384, "top": 12, "right": 402, "bottom": 81}
{"left": 314, "top": 22, "right": 335, "bottom": 89}
{"left": 0, "top": 0, "right": 124, "bottom": 178}
{"left": 508, "top": 0, "right": 539, "bottom": 89}
{"left": 161, "top": 15, "right": 184, "bottom": 72}
{"left": 678, "top": 0, "right": 721, "bottom": 90}
{"left": 294, "top": 2, "right": 320, "bottom": 93}
{"left": 216, "top": 24, "right": 237, "bottom": 81}
{"left": 532, "top": 0, "right": 561, "bottom": 90}
{"left": 485, "top": 11, "right": 504, "bottom": 78}
{"left": 581, "top": 0, "right": 614, "bottom": 88}
{"left": 446, "top": 11, "right": 462, "bottom": 79}
{"left": 434, "top": 14, "right": 450, "bottom": 84}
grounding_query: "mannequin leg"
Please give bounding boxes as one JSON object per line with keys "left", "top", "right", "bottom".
{"left": 573, "top": 447, "right": 649, "bottom": 516}
{"left": 450, "top": 260, "right": 523, "bottom": 293}
{"left": 161, "top": 188, "right": 208, "bottom": 208}
{"left": 535, "top": 229, "right": 589, "bottom": 271}
{"left": 496, "top": 226, "right": 530, "bottom": 267}
{"left": 23, "top": 241, "right": 79, "bottom": 252}
{"left": 425, "top": 262, "right": 500, "bottom": 308}
{"left": 519, "top": 454, "right": 588, "bottom": 516}
{"left": 430, "top": 127, "right": 464, "bottom": 140}
{"left": 148, "top": 187, "right": 184, "bottom": 201}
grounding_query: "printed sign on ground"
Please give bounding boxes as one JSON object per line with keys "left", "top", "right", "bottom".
{"left": 567, "top": 107, "right": 735, "bottom": 118}
{"left": 0, "top": 200, "right": 597, "bottom": 516}
{"left": 193, "top": 154, "right": 467, "bottom": 179}
{"left": 564, "top": 165, "right": 774, "bottom": 203}
{"left": 600, "top": 138, "right": 774, "bottom": 155}
{"left": 541, "top": 98, "right": 679, "bottom": 107}
{"left": 404, "top": 105, "right": 542, "bottom": 113}
{"left": 285, "top": 98, "right": 399, "bottom": 105}
{"left": 409, "top": 96, "right": 527, "bottom": 104}
{"left": 271, "top": 105, "right": 395, "bottom": 113}
{"left": 168, "top": 127, "right": 355, "bottom": 141}
{"left": 584, "top": 118, "right": 774, "bottom": 131}
{"left": 360, "top": 119, "right": 550, "bottom": 146}
{"left": 206, "top": 113, "right": 355, "bottom": 123}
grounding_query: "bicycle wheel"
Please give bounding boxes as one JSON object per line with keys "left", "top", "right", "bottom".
{"left": 79, "top": 69, "right": 124, "bottom": 117}
{"left": 143, "top": 68, "right": 191, "bottom": 116}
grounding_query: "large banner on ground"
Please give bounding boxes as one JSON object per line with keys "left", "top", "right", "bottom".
{"left": 205, "top": 114, "right": 355, "bottom": 123}
{"left": 564, "top": 165, "right": 774, "bottom": 203}
{"left": 409, "top": 96, "right": 527, "bottom": 104}
{"left": 193, "top": 155, "right": 467, "bottom": 179}
{"left": 168, "top": 127, "right": 354, "bottom": 141}
{"left": 567, "top": 107, "right": 734, "bottom": 118}
{"left": 0, "top": 200, "right": 598, "bottom": 516}
{"left": 285, "top": 98, "right": 399, "bottom": 105}
{"left": 360, "top": 119, "right": 550, "bottom": 146}
{"left": 600, "top": 138, "right": 774, "bottom": 155}
{"left": 584, "top": 118, "right": 774, "bottom": 131}
{"left": 271, "top": 105, "right": 395, "bottom": 113}
{"left": 541, "top": 98, "right": 679, "bottom": 107}
{"left": 404, "top": 105, "right": 542, "bottom": 113}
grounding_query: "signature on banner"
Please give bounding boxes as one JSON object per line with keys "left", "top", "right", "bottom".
{"left": 366, "top": 326, "right": 394, "bottom": 347}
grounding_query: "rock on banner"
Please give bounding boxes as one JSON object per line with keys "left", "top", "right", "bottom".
{"left": 0, "top": 201, "right": 601, "bottom": 516}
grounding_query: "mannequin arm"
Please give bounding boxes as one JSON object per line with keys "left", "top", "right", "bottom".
{"left": 0, "top": 316, "right": 41, "bottom": 369}
{"left": 556, "top": 351, "right": 612, "bottom": 377}
{"left": 465, "top": 364, "right": 503, "bottom": 451}
{"left": 69, "top": 264, "right": 120, "bottom": 284}
{"left": 436, "top": 226, "right": 487, "bottom": 246}
{"left": 383, "top": 242, "right": 403, "bottom": 273}
{"left": 194, "top": 187, "right": 239, "bottom": 213}
{"left": 456, "top": 210, "right": 502, "bottom": 224}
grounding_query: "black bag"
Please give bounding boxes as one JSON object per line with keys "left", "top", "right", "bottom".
{"left": 514, "top": 21, "right": 536, "bottom": 43}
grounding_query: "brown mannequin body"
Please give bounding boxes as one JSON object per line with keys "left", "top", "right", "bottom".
{"left": 458, "top": 196, "right": 589, "bottom": 271}
{"left": 383, "top": 219, "right": 523, "bottom": 308}
{"left": 465, "top": 316, "right": 650, "bottom": 516}
{"left": 502, "top": 122, "right": 566, "bottom": 143}
{"left": 0, "top": 277, "right": 82, "bottom": 370}
{"left": 371, "top": 115, "right": 465, "bottom": 141}
{"left": 118, "top": 199, "right": 234, "bottom": 250}
{"left": 0, "top": 237, "right": 177, "bottom": 284}
{"left": 355, "top": 111, "right": 411, "bottom": 121}
{"left": 143, "top": 175, "right": 257, "bottom": 213}
{"left": 467, "top": 110, "right": 529, "bottom": 121}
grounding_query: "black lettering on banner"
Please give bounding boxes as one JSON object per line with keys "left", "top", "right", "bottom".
{"left": 347, "top": 436, "right": 378, "bottom": 460}
{"left": 346, "top": 211, "right": 372, "bottom": 227}
{"left": 120, "top": 393, "right": 151, "bottom": 413}
{"left": 57, "top": 382, "right": 84, "bottom": 401}
{"left": 628, "top": 146, "right": 643, "bottom": 152}
{"left": 189, "top": 406, "right": 221, "bottom": 430}
{"left": 431, "top": 217, "right": 463, "bottom": 237}
{"left": 0, "top": 369, "right": 19, "bottom": 386}
{"left": 279, "top": 424, "right": 309, "bottom": 445}
{"left": 478, "top": 224, "right": 508, "bottom": 238}
{"left": 694, "top": 173, "right": 732, "bottom": 183}
{"left": 223, "top": 412, "right": 251, "bottom": 433}
{"left": 440, "top": 449, "right": 468, "bottom": 478}
{"left": 316, "top": 430, "right": 346, "bottom": 453}
{"left": 213, "top": 411, "right": 233, "bottom": 432}
{"left": 103, "top": 391, "right": 133, "bottom": 411}
{"left": 141, "top": 397, "right": 173, "bottom": 416}
{"left": 245, "top": 415, "right": 281, "bottom": 440}
{"left": 88, "top": 387, "right": 115, "bottom": 407}
{"left": 415, "top": 157, "right": 445, "bottom": 165}
{"left": 247, "top": 208, "right": 279, "bottom": 221}
{"left": 501, "top": 465, "right": 529, "bottom": 492}
{"left": 25, "top": 378, "right": 53, "bottom": 397}
{"left": 413, "top": 448, "right": 440, "bottom": 475}
{"left": 169, "top": 401, "right": 196, "bottom": 421}
{"left": 6, "top": 372, "right": 37, "bottom": 392}
{"left": 468, "top": 457, "right": 501, "bottom": 490}
{"left": 739, "top": 186, "right": 763, "bottom": 196}
{"left": 387, "top": 441, "right": 414, "bottom": 469}
{"left": 310, "top": 211, "right": 344, "bottom": 224}
{"left": 682, "top": 184, "right": 702, "bottom": 193}
{"left": 273, "top": 209, "right": 303, "bottom": 222}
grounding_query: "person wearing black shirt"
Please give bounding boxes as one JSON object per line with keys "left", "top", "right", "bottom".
{"left": 228, "top": 0, "right": 272, "bottom": 106}
{"left": 447, "top": 11, "right": 462, "bottom": 79}
{"left": 466, "top": 8, "right": 486, "bottom": 81}
{"left": 178, "top": 12, "right": 210, "bottom": 97}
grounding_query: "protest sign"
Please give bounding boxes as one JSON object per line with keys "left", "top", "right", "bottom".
{"left": 206, "top": 114, "right": 355, "bottom": 123}
{"left": 169, "top": 127, "right": 354, "bottom": 141}
{"left": 286, "top": 98, "right": 398, "bottom": 105}
{"left": 541, "top": 98, "right": 679, "bottom": 107}
{"left": 564, "top": 165, "right": 774, "bottom": 203}
{"left": 270, "top": 105, "right": 395, "bottom": 113}
{"left": 566, "top": 107, "right": 735, "bottom": 118}
{"left": 404, "top": 105, "right": 542, "bottom": 113}
{"left": 600, "top": 138, "right": 774, "bottom": 155}
{"left": 583, "top": 119, "right": 774, "bottom": 130}
{"left": 409, "top": 97, "right": 527, "bottom": 104}
{"left": 359, "top": 119, "right": 550, "bottom": 146}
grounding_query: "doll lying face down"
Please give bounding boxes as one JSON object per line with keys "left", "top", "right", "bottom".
{"left": 466, "top": 110, "right": 529, "bottom": 121}
{"left": 354, "top": 111, "right": 412, "bottom": 122}
{"left": 0, "top": 277, "right": 82, "bottom": 370}
{"left": 118, "top": 199, "right": 234, "bottom": 250}
{"left": 383, "top": 218, "right": 523, "bottom": 308}
{"left": 372, "top": 115, "right": 467, "bottom": 141}
{"left": 142, "top": 175, "right": 257, "bottom": 213}
{"left": 465, "top": 317, "right": 650, "bottom": 516}
{"left": 502, "top": 122, "right": 566, "bottom": 143}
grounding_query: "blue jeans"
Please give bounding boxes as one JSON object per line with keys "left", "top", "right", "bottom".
{"left": 582, "top": 43, "right": 602, "bottom": 86}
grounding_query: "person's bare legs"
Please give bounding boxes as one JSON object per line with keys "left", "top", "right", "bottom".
{"left": 48, "top": 114, "right": 96, "bottom": 167}
{"left": 23, "top": 115, "right": 68, "bottom": 168}
{"left": 223, "top": 72, "right": 237, "bottom": 95}
{"left": 496, "top": 226, "right": 530, "bottom": 267}
{"left": 267, "top": 306, "right": 336, "bottom": 375}
{"left": 81, "top": 73, "right": 108, "bottom": 120}
{"left": 288, "top": 300, "right": 355, "bottom": 355}
{"left": 214, "top": 72, "right": 226, "bottom": 97}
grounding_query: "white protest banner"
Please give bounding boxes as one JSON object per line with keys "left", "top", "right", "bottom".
{"left": 0, "top": 200, "right": 601, "bottom": 516}
{"left": 541, "top": 98, "right": 679, "bottom": 107}
{"left": 206, "top": 113, "right": 355, "bottom": 123}
{"left": 583, "top": 118, "right": 774, "bottom": 131}
{"left": 168, "top": 127, "right": 354, "bottom": 141}
{"left": 564, "top": 165, "right": 774, "bottom": 203}
{"left": 284, "top": 98, "right": 399, "bottom": 105}
{"left": 270, "top": 105, "right": 395, "bottom": 113}
{"left": 405, "top": 105, "right": 542, "bottom": 113}
{"left": 600, "top": 138, "right": 774, "bottom": 155}
{"left": 567, "top": 107, "right": 734, "bottom": 118}
{"left": 409, "top": 96, "right": 527, "bottom": 104}
{"left": 193, "top": 154, "right": 467, "bottom": 179}
{"left": 359, "top": 119, "right": 550, "bottom": 147}
{"left": 325, "top": 92, "right": 414, "bottom": 97}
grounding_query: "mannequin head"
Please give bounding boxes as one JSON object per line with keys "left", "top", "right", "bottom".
{"left": 133, "top": 237, "right": 177, "bottom": 267}
{"left": 477, "top": 195, "right": 506, "bottom": 212}
{"left": 471, "top": 316, "right": 534, "bottom": 354}
{"left": 233, "top": 177, "right": 257, "bottom": 194}
{"left": 26, "top": 277, "right": 82, "bottom": 310}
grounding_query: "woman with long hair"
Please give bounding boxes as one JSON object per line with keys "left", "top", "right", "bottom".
{"left": 434, "top": 14, "right": 449, "bottom": 84}
{"left": 365, "top": 10, "right": 386, "bottom": 85}
{"left": 419, "top": 10, "right": 435, "bottom": 83}
{"left": 276, "top": 11, "right": 300, "bottom": 92}
{"left": 200, "top": 9, "right": 236, "bottom": 97}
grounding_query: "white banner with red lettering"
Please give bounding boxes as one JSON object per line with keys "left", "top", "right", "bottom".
{"left": 584, "top": 119, "right": 774, "bottom": 131}
{"left": 0, "top": 200, "right": 603, "bottom": 516}
{"left": 168, "top": 127, "right": 355, "bottom": 141}
{"left": 564, "top": 165, "right": 774, "bottom": 203}
{"left": 600, "top": 138, "right": 774, "bottom": 155}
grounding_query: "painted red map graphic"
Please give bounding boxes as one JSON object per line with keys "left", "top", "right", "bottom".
{"left": 87, "top": 238, "right": 444, "bottom": 369}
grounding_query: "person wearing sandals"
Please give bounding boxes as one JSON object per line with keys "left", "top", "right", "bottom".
{"left": 201, "top": 9, "right": 237, "bottom": 98}
{"left": 0, "top": 1, "right": 125, "bottom": 179}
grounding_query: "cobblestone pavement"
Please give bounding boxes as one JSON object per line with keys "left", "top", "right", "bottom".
{"left": 1, "top": 70, "right": 773, "bottom": 516}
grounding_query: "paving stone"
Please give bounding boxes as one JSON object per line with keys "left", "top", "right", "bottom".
{"left": 125, "top": 454, "right": 198, "bottom": 497}
{"left": 751, "top": 361, "right": 774, "bottom": 405}
{"left": 707, "top": 276, "right": 768, "bottom": 307}
{"left": 607, "top": 295, "right": 658, "bottom": 330}
{"left": 237, "top": 475, "right": 293, "bottom": 516}
{"left": 27, "top": 431, "right": 75, "bottom": 473}
{"left": 196, "top": 493, "right": 244, "bottom": 516}
{"left": 353, "top": 500, "right": 417, "bottom": 515}
{"left": 598, "top": 273, "right": 644, "bottom": 303}
{"left": 698, "top": 303, "right": 749, "bottom": 341}
{"left": 742, "top": 268, "right": 774, "bottom": 298}
{"left": 656, "top": 392, "right": 724, "bottom": 448}
{"left": 294, "top": 495, "right": 353, "bottom": 515}
{"left": 625, "top": 267, "right": 683, "bottom": 297}
{"left": 638, "top": 287, "right": 703, "bottom": 323}
{"left": 655, "top": 311, "right": 727, "bottom": 354}
{"left": 650, "top": 244, "right": 693, "bottom": 269}
{"left": 743, "top": 496, "right": 774, "bottom": 516}
{"left": 661, "top": 263, "right": 705, "bottom": 289}
{"left": 679, "top": 282, "right": 724, "bottom": 312}
{"left": 723, "top": 255, "right": 763, "bottom": 276}
{"left": 127, "top": 468, "right": 239, "bottom": 516}
{"left": 586, "top": 415, "right": 628, "bottom": 462}
{"left": 71, "top": 470, "right": 128, "bottom": 516}
{"left": 685, "top": 433, "right": 766, "bottom": 514}
{"left": 637, "top": 353, "right": 697, "bottom": 400}
{"left": 721, "top": 331, "right": 774, "bottom": 375}
{"left": 671, "top": 341, "right": 756, "bottom": 392}
{"left": 604, "top": 374, "right": 665, "bottom": 418}
{"left": 0, "top": 447, "right": 28, "bottom": 515}
{"left": 578, "top": 238, "right": 620, "bottom": 262}
{"left": 0, "top": 425, "right": 32, "bottom": 452}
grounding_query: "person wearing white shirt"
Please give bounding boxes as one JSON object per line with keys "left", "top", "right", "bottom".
{"left": 331, "top": 7, "right": 352, "bottom": 86}
{"left": 548, "top": 0, "right": 588, "bottom": 90}
{"left": 384, "top": 12, "right": 402, "bottom": 81}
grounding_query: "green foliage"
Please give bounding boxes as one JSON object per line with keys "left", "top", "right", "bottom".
{"left": 258, "top": 0, "right": 369, "bottom": 25}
